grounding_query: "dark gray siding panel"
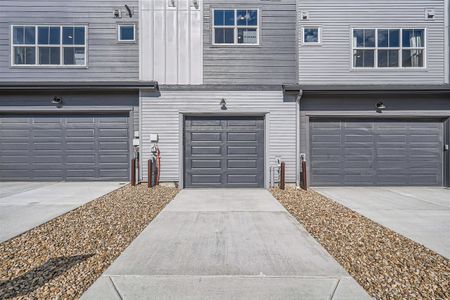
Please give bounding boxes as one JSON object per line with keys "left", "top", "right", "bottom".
{"left": 0, "top": 113, "right": 131, "bottom": 181}
{"left": 0, "top": 0, "right": 139, "bottom": 81}
{"left": 310, "top": 118, "right": 444, "bottom": 186}
{"left": 184, "top": 116, "right": 265, "bottom": 188}
{"left": 203, "top": 0, "right": 297, "bottom": 84}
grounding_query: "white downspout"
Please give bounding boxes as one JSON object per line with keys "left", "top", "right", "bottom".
{"left": 296, "top": 90, "right": 304, "bottom": 187}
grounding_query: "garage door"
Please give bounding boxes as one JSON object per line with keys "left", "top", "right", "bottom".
{"left": 310, "top": 118, "right": 444, "bottom": 186}
{"left": 0, "top": 114, "right": 130, "bottom": 181}
{"left": 184, "top": 116, "right": 264, "bottom": 188}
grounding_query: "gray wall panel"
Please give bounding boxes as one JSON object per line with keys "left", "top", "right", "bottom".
{"left": 0, "top": 0, "right": 139, "bottom": 81}
{"left": 297, "top": 0, "right": 446, "bottom": 84}
{"left": 203, "top": 0, "right": 297, "bottom": 84}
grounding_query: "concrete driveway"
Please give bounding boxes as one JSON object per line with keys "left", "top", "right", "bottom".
{"left": 82, "top": 189, "right": 370, "bottom": 300}
{"left": 0, "top": 182, "right": 126, "bottom": 243}
{"left": 315, "top": 187, "right": 450, "bottom": 259}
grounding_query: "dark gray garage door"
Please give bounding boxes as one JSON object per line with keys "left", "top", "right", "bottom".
{"left": 184, "top": 116, "right": 264, "bottom": 188}
{"left": 0, "top": 114, "right": 130, "bottom": 181}
{"left": 310, "top": 118, "right": 444, "bottom": 186}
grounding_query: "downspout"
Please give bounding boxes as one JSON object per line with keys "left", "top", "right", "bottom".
{"left": 296, "top": 90, "right": 304, "bottom": 187}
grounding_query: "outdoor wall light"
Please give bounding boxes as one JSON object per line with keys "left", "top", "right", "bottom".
{"left": 220, "top": 98, "right": 227, "bottom": 110}
{"left": 52, "top": 97, "right": 63, "bottom": 105}
{"left": 376, "top": 102, "right": 386, "bottom": 113}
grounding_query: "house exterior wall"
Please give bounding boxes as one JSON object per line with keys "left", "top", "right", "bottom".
{"left": 0, "top": 0, "right": 139, "bottom": 82}
{"left": 297, "top": 0, "right": 447, "bottom": 85}
{"left": 140, "top": 89, "right": 297, "bottom": 187}
{"left": 140, "top": 0, "right": 203, "bottom": 84}
{"left": 203, "top": 0, "right": 297, "bottom": 85}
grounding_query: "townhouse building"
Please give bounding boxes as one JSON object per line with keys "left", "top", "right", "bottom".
{"left": 0, "top": 0, "right": 449, "bottom": 188}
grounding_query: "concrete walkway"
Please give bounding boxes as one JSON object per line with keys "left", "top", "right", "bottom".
{"left": 315, "top": 187, "right": 450, "bottom": 259}
{"left": 82, "top": 189, "right": 370, "bottom": 300}
{"left": 0, "top": 182, "right": 125, "bottom": 243}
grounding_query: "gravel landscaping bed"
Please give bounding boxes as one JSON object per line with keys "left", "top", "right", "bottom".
{"left": 272, "top": 187, "right": 450, "bottom": 300}
{"left": 0, "top": 184, "right": 178, "bottom": 300}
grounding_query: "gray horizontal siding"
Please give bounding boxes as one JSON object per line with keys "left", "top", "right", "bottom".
{"left": 203, "top": 0, "right": 297, "bottom": 85}
{"left": 0, "top": 0, "right": 139, "bottom": 82}
{"left": 140, "top": 90, "right": 297, "bottom": 186}
{"left": 298, "top": 0, "right": 446, "bottom": 84}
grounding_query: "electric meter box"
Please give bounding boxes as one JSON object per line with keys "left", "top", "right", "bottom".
{"left": 150, "top": 134, "right": 159, "bottom": 143}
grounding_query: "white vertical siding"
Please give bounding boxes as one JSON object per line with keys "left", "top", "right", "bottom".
{"left": 140, "top": 90, "right": 297, "bottom": 186}
{"left": 140, "top": 0, "right": 203, "bottom": 84}
{"left": 297, "top": 0, "right": 446, "bottom": 84}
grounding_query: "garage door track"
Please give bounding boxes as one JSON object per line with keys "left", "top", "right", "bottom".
{"left": 82, "top": 189, "right": 370, "bottom": 300}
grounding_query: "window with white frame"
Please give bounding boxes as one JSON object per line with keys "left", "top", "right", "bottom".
{"left": 213, "top": 9, "right": 259, "bottom": 45}
{"left": 11, "top": 25, "right": 87, "bottom": 66}
{"left": 118, "top": 24, "right": 135, "bottom": 42}
{"left": 303, "top": 27, "right": 320, "bottom": 44}
{"left": 352, "top": 28, "right": 425, "bottom": 68}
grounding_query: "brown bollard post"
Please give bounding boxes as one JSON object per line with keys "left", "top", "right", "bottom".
{"left": 131, "top": 158, "right": 136, "bottom": 186}
{"left": 301, "top": 160, "right": 308, "bottom": 191}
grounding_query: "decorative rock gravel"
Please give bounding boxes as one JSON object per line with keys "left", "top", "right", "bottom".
{"left": 272, "top": 187, "right": 450, "bottom": 300}
{"left": 0, "top": 184, "right": 178, "bottom": 300}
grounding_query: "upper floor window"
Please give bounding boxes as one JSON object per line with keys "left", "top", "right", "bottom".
{"left": 11, "top": 25, "right": 87, "bottom": 67}
{"left": 303, "top": 26, "right": 321, "bottom": 45}
{"left": 212, "top": 9, "right": 259, "bottom": 45}
{"left": 118, "top": 24, "right": 135, "bottom": 42}
{"left": 352, "top": 28, "right": 425, "bottom": 69}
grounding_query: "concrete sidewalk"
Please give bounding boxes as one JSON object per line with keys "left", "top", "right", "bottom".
{"left": 315, "top": 187, "right": 450, "bottom": 259}
{"left": 0, "top": 182, "right": 125, "bottom": 243}
{"left": 82, "top": 189, "right": 370, "bottom": 300}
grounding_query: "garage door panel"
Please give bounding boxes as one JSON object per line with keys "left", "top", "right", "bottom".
{"left": 191, "top": 159, "right": 222, "bottom": 168}
{"left": 191, "top": 174, "right": 222, "bottom": 184}
{"left": 311, "top": 118, "right": 443, "bottom": 186}
{"left": 0, "top": 114, "right": 130, "bottom": 181}
{"left": 191, "top": 146, "right": 222, "bottom": 155}
{"left": 191, "top": 132, "right": 222, "bottom": 142}
{"left": 185, "top": 116, "right": 264, "bottom": 188}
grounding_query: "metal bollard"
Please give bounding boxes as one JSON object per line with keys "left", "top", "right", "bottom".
{"left": 148, "top": 159, "right": 153, "bottom": 188}
{"left": 279, "top": 161, "right": 286, "bottom": 190}
{"left": 131, "top": 159, "right": 136, "bottom": 186}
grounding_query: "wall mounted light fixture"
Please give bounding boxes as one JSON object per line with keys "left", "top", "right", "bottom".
{"left": 376, "top": 102, "right": 386, "bottom": 113}
{"left": 220, "top": 98, "right": 227, "bottom": 110}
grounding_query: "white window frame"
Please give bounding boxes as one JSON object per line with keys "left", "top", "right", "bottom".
{"left": 117, "top": 24, "right": 136, "bottom": 42}
{"left": 351, "top": 28, "right": 426, "bottom": 70}
{"left": 302, "top": 26, "right": 321, "bottom": 45}
{"left": 212, "top": 8, "right": 260, "bottom": 46}
{"left": 10, "top": 25, "right": 88, "bottom": 68}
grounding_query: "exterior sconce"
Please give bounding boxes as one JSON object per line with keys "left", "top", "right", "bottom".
{"left": 192, "top": 0, "right": 199, "bottom": 9}
{"left": 376, "top": 102, "right": 386, "bottom": 113}
{"left": 52, "top": 96, "right": 63, "bottom": 105}
{"left": 220, "top": 98, "right": 227, "bottom": 110}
